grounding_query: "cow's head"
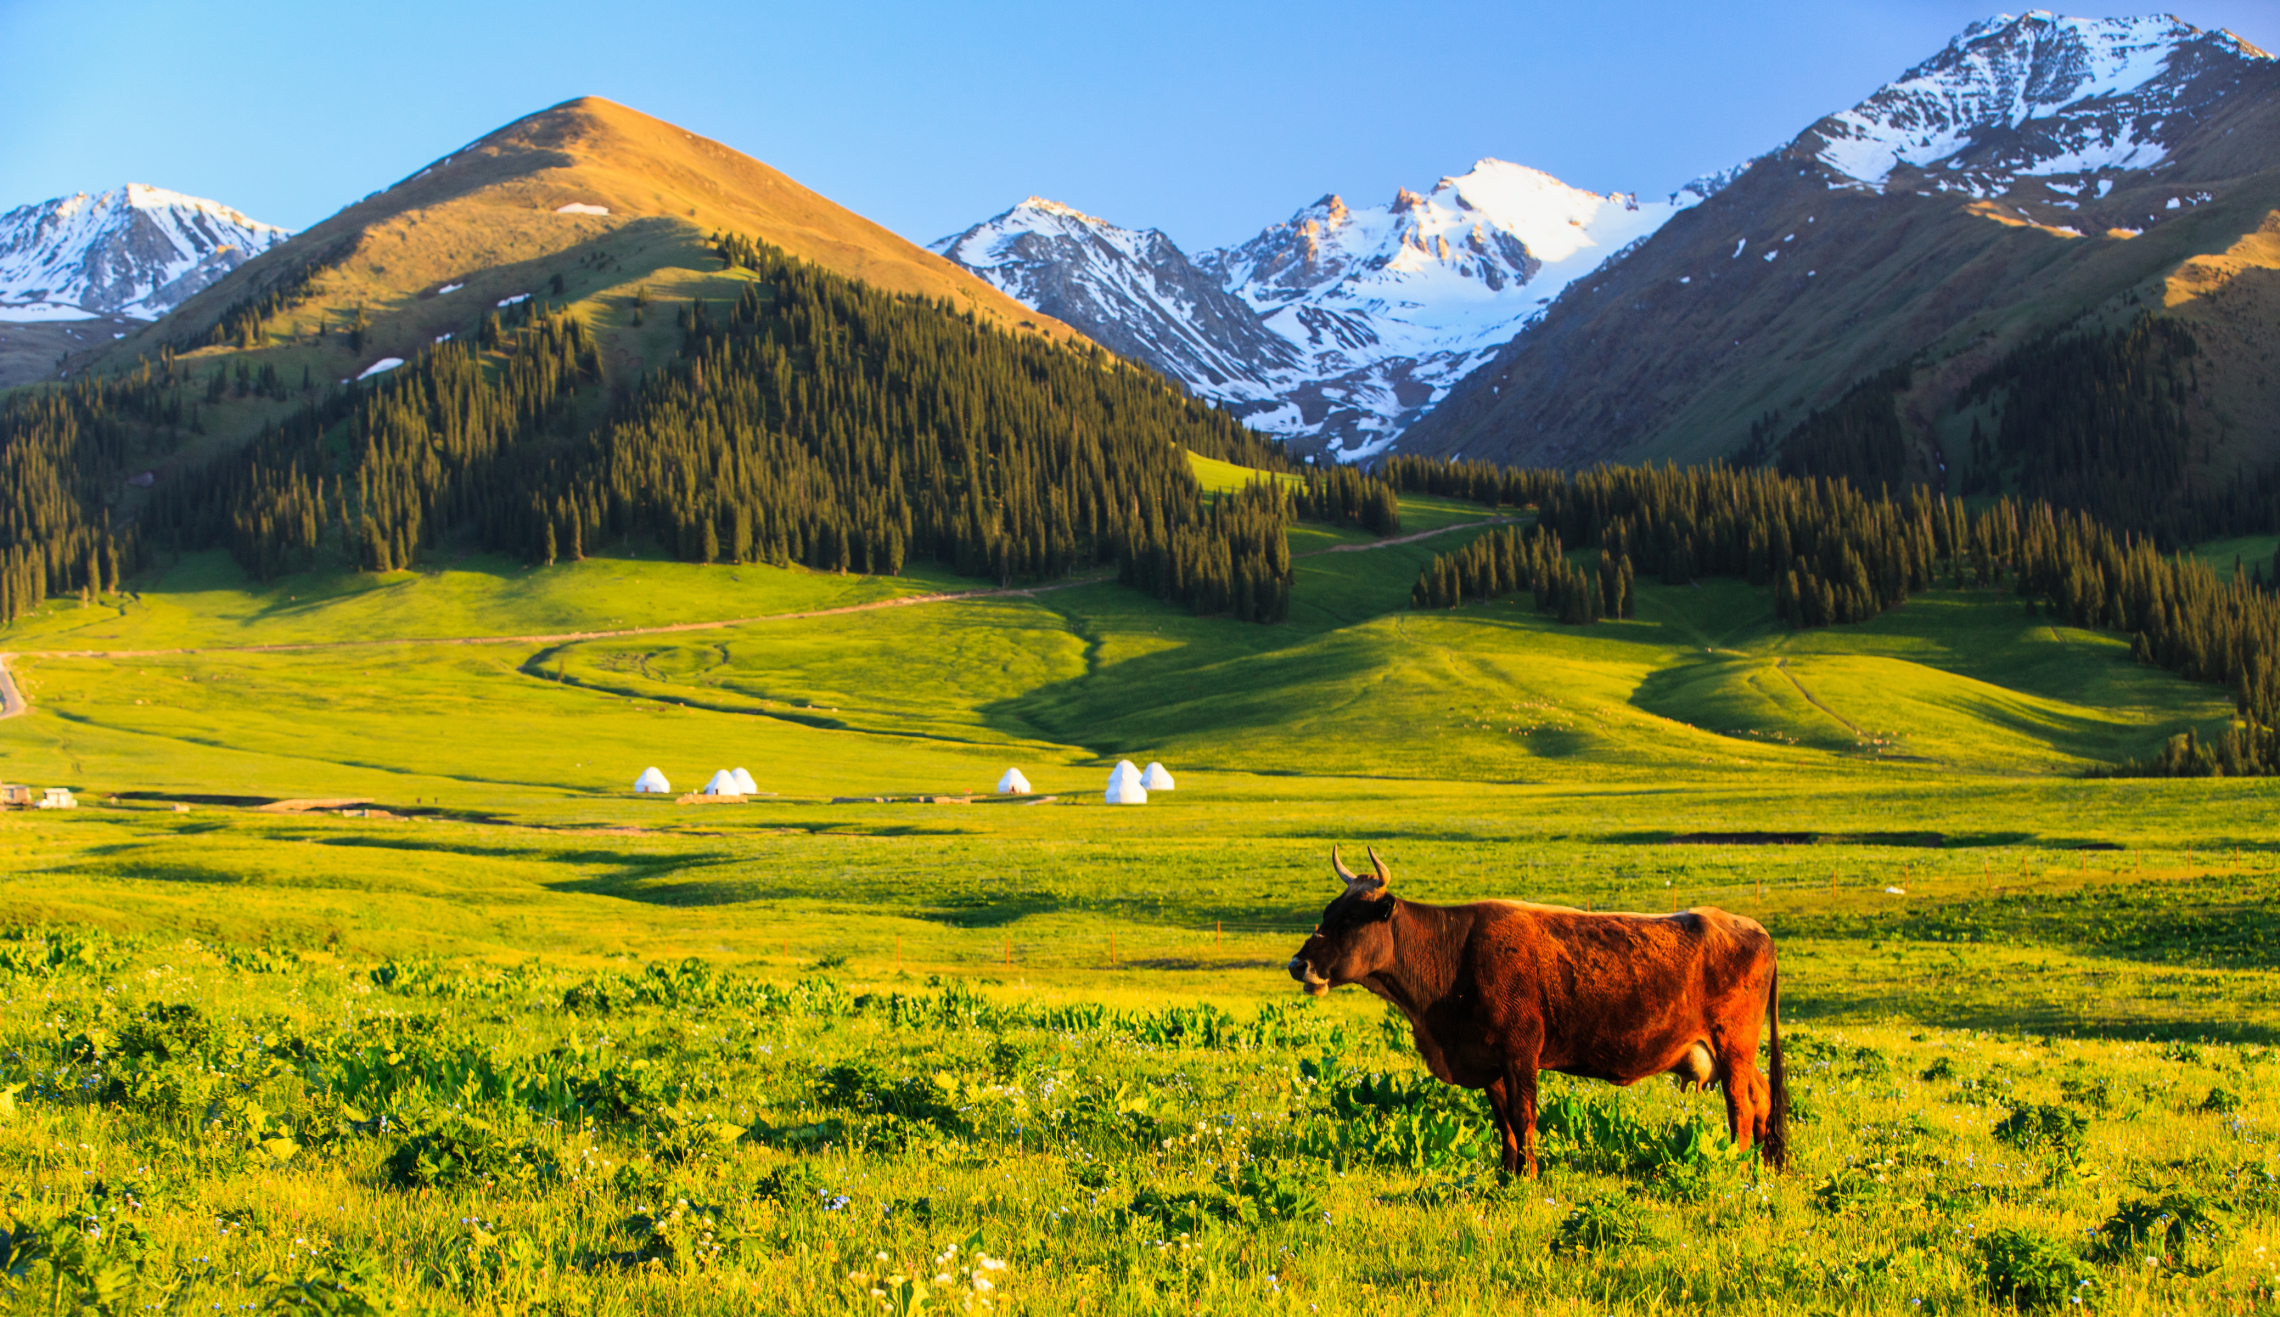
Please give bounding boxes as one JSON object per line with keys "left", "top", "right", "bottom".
{"left": 1287, "top": 846, "right": 1397, "bottom": 997}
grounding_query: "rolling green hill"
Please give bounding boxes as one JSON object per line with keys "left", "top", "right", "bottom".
{"left": 0, "top": 477, "right": 2235, "bottom": 802}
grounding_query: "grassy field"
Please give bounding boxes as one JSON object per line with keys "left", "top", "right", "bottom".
{"left": 3, "top": 486, "right": 2276, "bottom": 1313}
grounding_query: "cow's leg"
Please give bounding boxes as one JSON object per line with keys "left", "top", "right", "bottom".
{"left": 1502, "top": 1060, "right": 1541, "bottom": 1177}
{"left": 1484, "top": 1076, "right": 1520, "bottom": 1176}
{"left": 1717, "top": 1042, "right": 1765, "bottom": 1155}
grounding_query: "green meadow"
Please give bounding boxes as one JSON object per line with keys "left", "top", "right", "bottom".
{"left": 2, "top": 481, "right": 2276, "bottom": 1313}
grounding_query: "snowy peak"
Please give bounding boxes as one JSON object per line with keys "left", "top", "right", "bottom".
{"left": 1808, "top": 12, "right": 2273, "bottom": 192}
{"left": 1207, "top": 157, "right": 1685, "bottom": 338}
{"left": 930, "top": 197, "right": 1299, "bottom": 395}
{"left": 0, "top": 184, "right": 291, "bottom": 322}
{"left": 938, "top": 156, "right": 1699, "bottom": 460}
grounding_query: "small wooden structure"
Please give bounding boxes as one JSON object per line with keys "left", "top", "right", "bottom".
{"left": 0, "top": 784, "right": 31, "bottom": 808}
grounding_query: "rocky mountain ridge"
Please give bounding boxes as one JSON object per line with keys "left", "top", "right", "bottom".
{"left": 0, "top": 184, "right": 290, "bottom": 322}
{"left": 937, "top": 160, "right": 1728, "bottom": 458}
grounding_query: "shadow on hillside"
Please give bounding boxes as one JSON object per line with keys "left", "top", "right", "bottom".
{"left": 911, "top": 890, "right": 1072, "bottom": 929}
{"left": 546, "top": 872, "right": 760, "bottom": 907}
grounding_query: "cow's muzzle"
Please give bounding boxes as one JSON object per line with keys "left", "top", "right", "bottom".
{"left": 1287, "top": 956, "right": 1331, "bottom": 997}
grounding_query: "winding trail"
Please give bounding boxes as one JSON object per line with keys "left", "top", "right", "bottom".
{"left": 0, "top": 518, "right": 1514, "bottom": 718}
{"left": 1300, "top": 517, "right": 1513, "bottom": 556}
{"left": 1775, "top": 656, "right": 1864, "bottom": 737}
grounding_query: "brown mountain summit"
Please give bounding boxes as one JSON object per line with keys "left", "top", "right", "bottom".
{"left": 82, "top": 96, "right": 1082, "bottom": 378}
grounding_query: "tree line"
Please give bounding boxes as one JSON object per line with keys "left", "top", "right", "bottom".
{"left": 1411, "top": 523, "right": 1634, "bottom": 623}
{"left": 0, "top": 372, "right": 158, "bottom": 623}
{"left": 1389, "top": 455, "right": 2280, "bottom": 775}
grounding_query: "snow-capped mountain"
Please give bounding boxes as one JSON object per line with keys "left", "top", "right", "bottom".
{"left": 932, "top": 199, "right": 1301, "bottom": 401}
{"left": 937, "top": 160, "right": 1724, "bottom": 458}
{"left": 1808, "top": 13, "right": 2266, "bottom": 196}
{"left": 1399, "top": 11, "right": 2280, "bottom": 474}
{"left": 0, "top": 184, "right": 291, "bottom": 322}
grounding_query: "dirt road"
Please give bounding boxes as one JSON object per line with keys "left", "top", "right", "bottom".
{"left": 0, "top": 654, "right": 22, "bottom": 720}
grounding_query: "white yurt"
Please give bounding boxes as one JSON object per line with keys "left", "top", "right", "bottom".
{"left": 730, "top": 767, "right": 758, "bottom": 795}
{"left": 1104, "top": 760, "right": 1147, "bottom": 804}
{"left": 702, "top": 769, "right": 741, "bottom": 796}
{"left": 996, "top": 768, "right": 1032, "bottom": 794}
{"left": 633, "top": 767, "right": 671, "bottom": 794}
{"left": 1141, "top": 762, "right": 1176, "bottom": 791}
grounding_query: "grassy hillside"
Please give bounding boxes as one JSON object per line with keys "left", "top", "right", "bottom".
{"left": 3, "top": 480, "right": 2276, "bottom": 1313}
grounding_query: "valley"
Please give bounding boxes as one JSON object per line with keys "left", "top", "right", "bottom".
{"left": 4, "top": 9, "right": 2280, "bottom": 1313}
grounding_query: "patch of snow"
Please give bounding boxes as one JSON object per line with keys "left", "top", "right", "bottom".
{"left": 1731, "top": 239, "right": 1746, "bottom": 258}
{"left": 436, "top": 282, "right": 463, "bottom": 295}
{"left": 1678, "top": 276, "right": 1691, "bottom": 284}
{"left": 0, "top": 301, "right": 98, "bottom": 322}
{"left": 355, "top": 357, "right": 405, "bottom": 380}
{"left": 434, "top": 332, "right": 453, "bottom": 343}
{"left": 555, "top": 202, "right": 609, "bottom": 216}
{"left": 2166, "top": 197, "right": 2182, "bottom": 209}
{"left": 497, "top": 293, "right": 529, "bottom": 307}
{"left": 1763, "top": 250, "right": 1778, "bottom": 261}
{"left": 2096, "top": 178, "right": 2115, "bottom": 197}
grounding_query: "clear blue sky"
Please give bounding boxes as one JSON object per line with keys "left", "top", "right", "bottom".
{"left": 3, "top": 0, "right": 2274, "bottom": 252}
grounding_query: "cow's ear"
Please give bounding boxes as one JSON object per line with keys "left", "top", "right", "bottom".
{"left": 1364, "top": 894, "right": 1397, "bottom": 922}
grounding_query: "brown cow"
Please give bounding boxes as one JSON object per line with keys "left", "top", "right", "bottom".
{"left": 1286, "top": 846, "right": 1787, "bottom": 1175}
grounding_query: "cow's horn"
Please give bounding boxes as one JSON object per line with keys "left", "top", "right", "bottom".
{"left": 1331, "top": 845, "right": 1360, "bottom": 886}
{"left": 1367, "top": 847, "right": 1392, "bottom": 887}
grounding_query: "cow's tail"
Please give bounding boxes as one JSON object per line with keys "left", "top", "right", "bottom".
{"left": 1763, "top": 962, "right": 1790, "bottom": 1172}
